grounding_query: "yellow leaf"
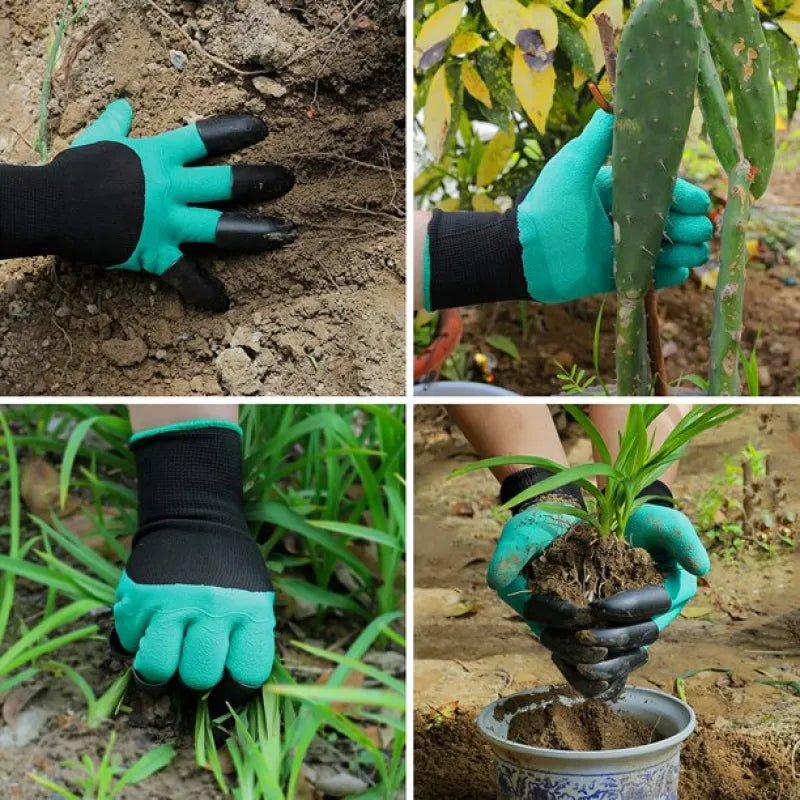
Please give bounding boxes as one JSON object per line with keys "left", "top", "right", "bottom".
{"left": 415, "top": 0, "right": 467, "bottom": 68}
{"left": 451, "top": 31, "right": 487, "bottom": 55}
{"left": 472, "top": 194, "right": 502, "bottom": 212}
{"left": 512, "top": 46, "right": 555, "bottom": 134}
{"left": 681, "top": 605, "right": 714, "bottom": 619}
{"left": 580, "top": 0, "right": 623, "bottom": 75}
{"left": 573, "top": 64, "right": 588, "bottom": 89}
{"left": 746, "top": 238, "right": 760, "bottom": 258}
{"left": 477, "top": 128, "right": 515, "bottom": 186}
{"left": 779, "top": 0, "right": 800, "bottom": 46}
{"left": 424, "top": 65, "right": 452, "bottom": 162}
{"left": 481, "top": 0, "right": 558, "bottom": 52}
{"left": 436, "top": 197, "right": 462, "bottom": 211}
{"left": 462, "top": 59, "right": 492, "bottom": 107}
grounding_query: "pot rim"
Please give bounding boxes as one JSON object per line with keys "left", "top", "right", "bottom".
{"left": 476, "top": 685, "right": 696, "bottom": 762}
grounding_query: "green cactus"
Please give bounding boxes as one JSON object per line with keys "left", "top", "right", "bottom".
{"left": 697, "top": 0, "right": 774, "bottom": 199}
{"left": 697, "top": 30, "right": 740, "bottom": 174}
{"left": 612, "top": 0, "right": 701, "bottom": 395}
{"left": 708, "top": 160, "right": 755, "bottom": 395}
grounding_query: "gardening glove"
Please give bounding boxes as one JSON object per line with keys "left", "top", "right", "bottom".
{"left": 422, "top": 110, "right": 712, "bottom": 310}
{"left": 111, "top": 420, "right": 275, "bottom": 704}
{"left": 0, "top": 98, "right": 296, "bottom": 311}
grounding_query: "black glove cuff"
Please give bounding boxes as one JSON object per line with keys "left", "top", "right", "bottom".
{"left": 426, "top": 207, "right": 527, "bottom": 309}
{"left": 129, "top": 425, "right": 271, "bottom": 592}
{"left": 500, "top": 467, "right": 586, "bottom": 515}
{"left": 636, "top": 480, "right": 674, "bottom": 508}
{"left": 0, "top": 142, "right": 143, "bottom": 263}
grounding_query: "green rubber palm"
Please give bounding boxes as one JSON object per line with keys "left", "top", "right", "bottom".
{"left": 518, "top": 110, "right": 712, "bottom": 303}
{"left": 71, "top": 99, "right": 296, "bottom": 310}
{"left": 489, "top": 503, "right": 708, "bottom": 634}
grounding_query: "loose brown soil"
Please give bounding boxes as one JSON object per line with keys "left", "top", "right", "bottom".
{"left": 680, "top": 723, "right": 796, "bottom": 800}
{"left": 527, "top": 523, "right": 663, "bottom": 604}
{"left": 0, "top": 0, "right": 404, "bottom": 396}
{"left": 506, "top": 698, "right": 663, "bottom": 750}
{"left": 413, "top": 710, "right": 797, "bottom": 800}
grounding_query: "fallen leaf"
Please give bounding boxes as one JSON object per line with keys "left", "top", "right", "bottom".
{"left": 681, "top": 605, "right": 714, "bottom": 619}
{"left": 20, "top": 458, "right": 79, "bottom": 517}
{"left": 443, "top": 600, "right": 479, "bottom": 618}
{"left": 315, "top": 670, "right": 364, "bottom": 712}
{"left": 1, "top": 683, "right": 48, "bottom": 730}
{"left": 450, "top": 501, "right": 474, "bottom": 517}
{"left": 425, "top": 700, "right": 460, "bottom": 728}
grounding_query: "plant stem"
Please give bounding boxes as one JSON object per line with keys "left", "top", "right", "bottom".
{"left": 708, "top": 160, "right": 755, "bottom": 395}
{"left": 616, "top": 295, "right": 647, "bottom": 394}
{"left": 645, "top": 288, "right": 668, "bottom": 395}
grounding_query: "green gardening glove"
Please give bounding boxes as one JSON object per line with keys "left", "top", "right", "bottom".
{"left": 112, "top": 420, "right": 275, "bottom": 704}
{"left": 490, "top": 470, "right": 708, "bottom": 699}
{"left": 0, "top": 99, "right": 296, "bottom": 311}
{"left": 423, "top": 110, "right": 712, "bottom": 310}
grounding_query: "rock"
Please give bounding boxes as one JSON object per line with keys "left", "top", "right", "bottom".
{"left": 101, "top": 337, "right": 148, "bottom": 367}
{"left": 55, "top": 304, "right": 70, "bottom": 318}
{"left": 216, "top": 347, "right": 261, "bottom": 394}
{"left": 315, "top": 773, "right": 369, "bottom": 797}
{"left": 86, "top": 304, "right": 98, "bottom": 315}
{"left": 252, "top": 76, "right": 287, "bottom": 98}
{"left": 230, "top": 325, "right": 261, "bottom": 353}
{"left": 169, "top": 49, "right": 188, "bottom": 70}
{"left": 276, "top": 332, "right": 307, "bottom": 361}
{"left": 758, "top": 365, "right": 772, "bottom": 388}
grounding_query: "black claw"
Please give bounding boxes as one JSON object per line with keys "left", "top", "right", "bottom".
{"left": 208, "top": 671, "right": 261, "bottom": 715}
{"left": 132, "top": 669, "right": 170, "bottom": 697}
{"left": 573, "top": 648, "right": 648, "bottom": 682}
{"left": 590, "top": 586, "right": 671, "bottom": 624}
{"left": 196, "top": 115, "right": 268, "bottom": 157}
{"left": 552, "top": 655, "right": 611, "bottom": 698}
{"left": 160, "top": 256, "right": 230, "bottom": 312}
{"left": 525, "top": 594, "right": 594, "bottom": 630}
{"left": 540, "top": 629, "right": 608, "bottom": 665}
{"left": 575, "top": 621, "right": 660, "bottom": 652}
{"left": 216, "top": 213, "right": 297, "bottom": 252}
{"left": 109, "top": 628, "right": 135, "bottom": 657}
{"left": 231, "top": 164, "right": 295, "bottom": 202}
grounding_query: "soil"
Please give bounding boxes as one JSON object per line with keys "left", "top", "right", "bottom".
{"left": 506, "top": 698, "right": 663, "bottom": 750}
{"left": 0, "top": 0, "right": 405, "bottom": 396}
{"left": 527, "top": 523, "right": 662, "bottom": 604}
{"left": 414, "top": 405, "right": 800, "bottom": 799}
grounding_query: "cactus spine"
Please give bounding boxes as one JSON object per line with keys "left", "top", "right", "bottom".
{"left": 708, "top": 160, "right": 755, "bottom": 395}
{"left": 612, "top": 0, "right": 701, "bottom": 395}
{"left": 696, "top": 0, "right": 774, "bottom": 199}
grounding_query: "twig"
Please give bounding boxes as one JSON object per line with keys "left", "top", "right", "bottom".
{"left": 146, "top": 0, "right": 267, "bottom": 76}
{"left": 588, "top": 81, "right": 613, "bottom": 113}
{"left": 55, "top": 19, "right": 109, "bottom": 92}
{"left": 791, "top": 738, "right": 800, "bottom": 780}
{"left": 594, "top": 10, "right": 668, "bottom": 395}
{"left": 285, "top": 150, "right": 393, "bottom": 173}
{"left": 284, "top": 0, "right": 373, "bottom": 67}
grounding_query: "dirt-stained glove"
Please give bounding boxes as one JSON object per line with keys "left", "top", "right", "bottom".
{"left": 0, "top": 99, "right": 296, "bottom": 311}
{"left": 112, "top": 420, "right": 275, "bottom": 706}
{"left": 490, "top": 468, "right": 708, "bottom": 700}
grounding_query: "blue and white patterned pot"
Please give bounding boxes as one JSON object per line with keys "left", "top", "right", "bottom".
{"left": 476, "top": 686, "right": 695, "bottom": 800}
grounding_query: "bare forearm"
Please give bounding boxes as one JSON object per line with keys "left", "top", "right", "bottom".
{"left": 129, "top": 404, "right": 240, "bottom": 432}
{"left": 446, "top": 404, "right": 567, "bottom": 482}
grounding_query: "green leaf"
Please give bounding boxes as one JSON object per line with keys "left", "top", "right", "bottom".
{"left": 59, "top": 415, "right": 105, "bottom": 511}
{"left": 485, "top": 333, "right": 520, "bottom": 360}
{"left": 114, "top": 744, "right": 176, "bottom": 789}
{"left": 765, "top": 28, "right": 799, "bottom": 90}
{"left": 557, "top": 17, "right": 594, "bottom": 76}
{"left": 499, "top": 463, "right": 619, "bottom": 510}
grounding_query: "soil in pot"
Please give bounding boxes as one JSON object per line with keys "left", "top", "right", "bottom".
{"left": 526, "top": 521, "right": 663, "bottom": 604}
{"left": 506, "top": 698, "right": 664, "bottom": 750}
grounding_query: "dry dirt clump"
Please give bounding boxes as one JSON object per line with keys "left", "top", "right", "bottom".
{"left": 527, "top": 522, "right": 663, "bottom": 604}
{"left": 0, "top": 0, "right": 405, "bottom": 396}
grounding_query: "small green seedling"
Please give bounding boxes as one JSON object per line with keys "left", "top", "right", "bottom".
{"left": 451, "top": 405, "right": 741, "bottom": 538}
{"left": 28, "top": 731, "right": 175, "bottom": 799}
